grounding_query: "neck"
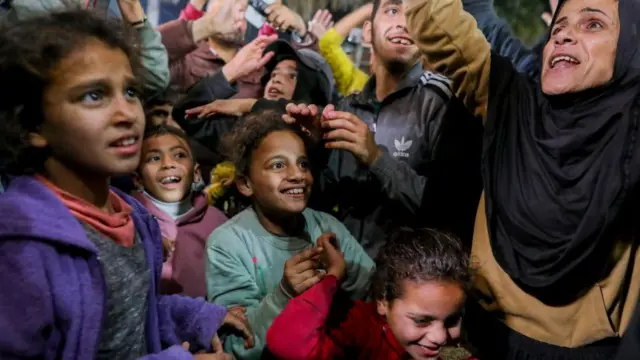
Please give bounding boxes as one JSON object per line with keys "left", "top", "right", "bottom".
{"left": 253, "top": 205, "right": 304, "bottom": 237}
{"left": 42, "top": 160, "right": 111, "bottom": 212}
{"left": 373, "top": 61, "right": 404, "bottom": 101}
{"left": 208, "top": 38, "right": 238, "bottom": 63}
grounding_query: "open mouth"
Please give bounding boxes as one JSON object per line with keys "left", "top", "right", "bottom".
{"left": 281, "top": 187, "right": 306, "bottom": 197}
{"left": 388, "top": 36, "right": 414, "bottom": 46}
{"left": 267, "top": 87, "right": 283, "bottom": 96}
{"left": 550, "top": 55, "right": 580, "bottom": 68}
{"left": 160, "top": 175, "right": 182, "bottom": 185}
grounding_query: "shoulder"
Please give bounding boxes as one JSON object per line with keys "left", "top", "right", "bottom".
{"left": 206, "top": 209, "right": 254, "bottom": 249}
{"left": 416, "top": 71, "right": 454, "bottom": 103}
{"left": 303, "top": 208, "right": 346, "bottom": 231}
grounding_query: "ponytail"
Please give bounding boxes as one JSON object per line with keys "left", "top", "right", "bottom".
{"left": 205, "top": 161, "right": 236, "bottom": 206}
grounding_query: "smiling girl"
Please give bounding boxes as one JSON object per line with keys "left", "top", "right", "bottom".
{"left": 0, "top": 10, "right": 251, "bottom": 359}
{"left": 204, "top": 110, "right": 374, "bottom": 359}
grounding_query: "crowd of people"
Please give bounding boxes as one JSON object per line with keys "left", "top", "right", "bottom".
{"left": 0, "top": 0, "right": 638, "bottom": 359}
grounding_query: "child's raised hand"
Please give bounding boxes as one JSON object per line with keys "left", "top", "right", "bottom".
{"left": 281, "top": 247, "right": 325, "bottom": 296}
{"left": 316, "top": 232, "right": 346, "bottom": 282}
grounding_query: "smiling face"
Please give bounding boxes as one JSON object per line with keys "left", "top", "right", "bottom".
{"left": 363, "top": 0, "right": 420, "bottom": 73}
{"left": 378, "top": 280, "right": 465, "bottom": 359}
{"left": 138, "top": 134, "right": 200, "bottom": 202}
{"left": 238, "top": 130, "right": 313, "bottom": 219}
{"left": 264, "top": 59, "right": 298, "bottom": 101}
{"left": 32, "top": 39, "right": 145, "bottom": 178}
{"left": 541, "top": 0, "right": 620, "bottom": 95}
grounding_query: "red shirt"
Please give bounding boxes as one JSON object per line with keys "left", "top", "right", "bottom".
{"left": 267, "top": 276, "right": 477, "bottom": 360}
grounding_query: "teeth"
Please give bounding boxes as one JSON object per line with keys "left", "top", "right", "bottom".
{"left": 551, "top": 55, "right": 579, "bottom": 67}
{"left": 284, "top": 188, "right": 303, "bottom": 194}
{"left": 115, "top": 137, "right": 136, "bottom": 146}
{"left": 390, "top": 38, "right": 411, "bottom": 45}
{"left": 161, "top": 176, "right": 181, "bottom": 184}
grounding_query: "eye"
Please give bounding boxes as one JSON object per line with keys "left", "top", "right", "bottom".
{"left": 385, "top": 7, "right": 399, "bottom": 16}
{"left": 444, "top": 315, "right": 463, "bottom": 328}
{"left": 146, "top": 155, "right": 161, "bottom": 163}
{"left": 413, "top": 318, "right": 433, "bottom": 327}
{"left": 81, "top": 91, "right": 103, "bottom": 104}
{"left": 270, "top": 161, "right": 285, "bottom": 170}
{"left": 586, "top": 20, "right": 604, "bottom": 30}
{"left": 125, "top": 86, "right": 140, "bottom": 100}
{"left": 299, "top": 159, "right": 309, "bottom": 169}
{"left": 551, "top": 25, "right": 562, "bottom": 36}
{"left": 175, "top": 151, "right": 188, "bottom": 159}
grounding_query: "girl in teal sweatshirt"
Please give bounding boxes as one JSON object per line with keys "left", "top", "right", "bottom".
{"left": 204, "top": 110, "right": 375, "bottom": 360}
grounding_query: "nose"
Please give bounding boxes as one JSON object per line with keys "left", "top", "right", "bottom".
{"left": 286, "top": 164, "right": 306, "bottom": 182}
{"left": 553, "top": 27, "right": 577, "bottom": 46}
{"left": 112, "top": 93, "right": 142, "bottom": 129}
{"left": 425, "top": 325, "right": 448, "bottom": 347}
{"left": 160, "top": 156, "right": 176, "bottom": 170}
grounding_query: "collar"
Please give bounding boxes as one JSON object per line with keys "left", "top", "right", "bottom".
{"left": 353, "top": 62, "right": 424, "bottom": 106}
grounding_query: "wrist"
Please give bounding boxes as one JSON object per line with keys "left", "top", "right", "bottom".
{"left": 327, "top": 270, "right": 345, "bottom": 282}
{"left": 221, "top": 63, "right": 240, "bottom": 84}
{"left": 365, "top": 148, "right": 383, "bottom": 167}
{"left": 191, "top": 17, "right": 211, "bottom": 43}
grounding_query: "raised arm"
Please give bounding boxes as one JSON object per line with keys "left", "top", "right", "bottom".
{"left": 405, "top": 0, "right": 491, "bottom": 119}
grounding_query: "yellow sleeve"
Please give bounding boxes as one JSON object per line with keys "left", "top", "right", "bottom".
{"left": 319, "top": 28, "right": 370, "bottom": 96}
{"left": 406, "top": 0, "right": 491, "bottom": 119}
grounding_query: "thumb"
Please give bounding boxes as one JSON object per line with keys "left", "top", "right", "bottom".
{"left": 212, "top": 334, "right": 223, "bottom": 353}
{"left": 182, "top": 341, "right": 190, "bottom": 351}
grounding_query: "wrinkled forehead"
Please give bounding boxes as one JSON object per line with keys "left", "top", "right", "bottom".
{"left": 553, "top": 0, "right": 619, "bottom": 21}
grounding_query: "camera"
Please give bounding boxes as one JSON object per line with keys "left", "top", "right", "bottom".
{"left": 245, "top": 0, "right": 276, "bottom": 30}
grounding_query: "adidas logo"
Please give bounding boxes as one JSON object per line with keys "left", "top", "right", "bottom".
{"left": 393, "top": 136, "right": 412, "bottom": 158}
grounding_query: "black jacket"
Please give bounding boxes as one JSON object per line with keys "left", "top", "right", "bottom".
{"left": 311, "top": 63, "right": 483, "bottom": 258}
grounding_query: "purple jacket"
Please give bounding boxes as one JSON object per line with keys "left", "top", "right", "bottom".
{"left": 0, "top": 176, "right": 228, "bottom": 360}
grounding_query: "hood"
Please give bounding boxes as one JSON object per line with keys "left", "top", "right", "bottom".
{"left": 261, "top": 40, "right": 334, "bottom": 106}
{"left": 0, "top": 176, "right": 150, "bottom": 253}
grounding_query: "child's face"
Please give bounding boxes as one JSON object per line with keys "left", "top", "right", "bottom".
{"left": 377, "top": 280, "right": 465, "bottom": 359}
{"left": 263, "top": 60, "right": 298, "bottom": 101}
{"left": 31, "top": 40, "right": 145, "bottom": 177}
{"left": 239, "top": 130, "right": 313, "bottom": 217}
{"left": 138, "top": 134, "right": 200, "bottom": 202}
{"left": 146, "top": 102, "right": 180, "bottom": 129}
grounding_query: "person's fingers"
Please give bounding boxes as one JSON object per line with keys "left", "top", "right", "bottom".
{"left": 312, "top": 9, "right": 321, "bottom": 22}
{"left": 325, "top": 140, "right": 359, "bottom": 155}
{"left": 256, "top": 51, "right": 275, "bottom": 69}
{"left": 541, "top": 12, "right": 553, "bottom": 26}
{"left": 212, "top": 334, "right": 223, "bottom": 353}
{"left": 292, "top": 258, "right": 321, "bottom": 273}
{"left": 282, "top": 114, "right": 296, "bottom": 124}
{"left": 316, "top": 232, "right": 337, "bottom": 249}
{"left": 324, "top": 129, "right": 359, "bottom": 144}
{"left": 307, "top": 104, "right": 319, "bottom": 117}
{"left": 321, "top": 119, "right": 359, "bottom": 132}
{"left": 290, "top": 247, "right": 323, "bottom": 264}
{"left": 321, "top": 104, "right": 335, "bottom": 119}
{"left": 186, "top": 106, "right": 204, "bottom": 114}
{"left": 297, "top": 271, "right": 325, "bottom": 292}
{"left": 182, "top": 341, "right": 190, "bottom": 350}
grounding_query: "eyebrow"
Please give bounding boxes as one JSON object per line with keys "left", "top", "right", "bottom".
{"left": 68, "top": 75, "right": 139, "bottom": 93}
{"left": 381, "top": 0, "right": 403, "bottom": 7}
{"left": 554, "top": 7, "right": 611, "bottom": 25}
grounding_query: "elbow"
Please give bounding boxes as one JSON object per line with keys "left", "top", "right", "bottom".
{"left": 266, "top": 323, "right": 312, "bottom": 360}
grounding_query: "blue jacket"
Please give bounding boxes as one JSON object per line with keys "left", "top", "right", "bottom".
{"left": 0, "top": 176, "right": 228, "bottom": 359}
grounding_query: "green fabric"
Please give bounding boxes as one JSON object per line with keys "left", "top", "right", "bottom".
{"left": 2, "top": 0, "right": 169, "bottom": 95}
{"left": 205, "top": 207, "right": 374, "bottom": 360}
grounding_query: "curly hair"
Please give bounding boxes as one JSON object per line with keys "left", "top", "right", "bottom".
{"left": 204, "top": 110, "right": 313, "bottom": 208}
{"left": 370, "top": 227, "right": 472, "bottom": 303}
{"left": 0, "top": 9, "right": 145, "bottom": 175}
{"left": 220, "top": 109, "right": 313, "bottom": 176}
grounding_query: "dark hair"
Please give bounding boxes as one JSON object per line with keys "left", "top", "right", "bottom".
{"left": 220, "top": 109, "right": 313, "bottom": 176}
{"left": 371, "top": 0, "right": 382, "bottom": 21}
{"left": 370, "top": 228, "right": 472, "bottom": 302}
{"left": 0, "top": 9, "right": 144, "bottom": 175}
{"left": 143, "top": 124, "right": 190, "bottom": 143}
{"left": 144, "top": 86, "right": 182, "bottom": 110}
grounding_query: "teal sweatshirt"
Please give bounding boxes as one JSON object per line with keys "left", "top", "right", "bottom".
{"left": 205, "top": 207, "right": 375, "bottom": 360}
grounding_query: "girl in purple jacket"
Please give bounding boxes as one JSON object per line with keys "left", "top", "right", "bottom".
{"left": 0, "top": 10, "right": 253, "bottom": 360}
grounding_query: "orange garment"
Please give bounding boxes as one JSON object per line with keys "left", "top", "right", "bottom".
{"left": 36, "top": 175, "right": 135, "bottom": 247}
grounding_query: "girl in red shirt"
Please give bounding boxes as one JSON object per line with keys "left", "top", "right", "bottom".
{"left": 266, "top": 227, "right": 476, "bottom": 360}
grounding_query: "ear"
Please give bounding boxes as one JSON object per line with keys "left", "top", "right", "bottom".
{"left": 362, "top": 20, "right": 372, "bottom": 48}
{"left": 236, "top": 175, "right": 253, "bottom": 197}
{"left": 376, "top": 299, "right": 389, "bottom": 316}
{"left": 193, "top": 163, "right": 202, "bottom": 184}
{"left": 132, "top": 171, "right": 144, "bottom": 191}
{"left": 27, "top": 132, "right": 48, "bottom": 149}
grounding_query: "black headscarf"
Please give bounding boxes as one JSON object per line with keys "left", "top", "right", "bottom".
{"left": 483, "top": 0, "right": 640, "bottom": 303}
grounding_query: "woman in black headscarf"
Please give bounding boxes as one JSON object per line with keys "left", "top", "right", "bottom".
{"left": 406, "top": 0, "right": 640, "bottom": 358}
